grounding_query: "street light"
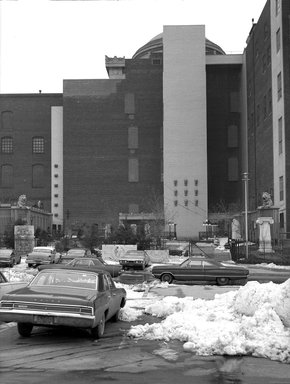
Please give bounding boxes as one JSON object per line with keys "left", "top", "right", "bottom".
{"left": 242, "top": 172, "right": 249, "bottom": 259}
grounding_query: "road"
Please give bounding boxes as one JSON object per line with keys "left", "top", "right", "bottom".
{"left": 1, "top": 264, "right": 290, "bottom": 384}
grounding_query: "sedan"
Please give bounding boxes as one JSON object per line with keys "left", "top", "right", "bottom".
{"left": 26, "top": 246, "right": 61, "bottom": 267}
{"left": 151, "top": 257, "right": 249, "bottom": 285}
{"left": 38, "top": 257, "right": 122, "bottom": 278}
{"left": 0, "top": 267, "right": 126, "bottom": 339}
{"left": 0, "top": 249, "right": 21, "bottom": 267}
{"left": 58, "top": 248, "right": 92, "bottom": 264}
{"left": 119, "top": 250, "right": 150, "bottom": 270}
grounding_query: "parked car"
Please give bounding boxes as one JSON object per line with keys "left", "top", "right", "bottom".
{"left": 0, "top": 271, "right": 27, "bottom": 300}
{"left": 59, "top": 248, "right": 92, "bottom": 264}
{"left": 26, "top": 246, "right": 61, "bottom": 268}
{"left": 119, "top": 250, "right": 150, "bottom": 270}
{"left": 38, "top": 257, "right": 122, "bottom": 278}
{"left": 151, "top": 257, "right": 249, "bottom": 285}
{"left": 0, "top": 248, "right": 21, "bottom": 267}
{"left": 0, "top": 267, "right": 127, "bottom": 338}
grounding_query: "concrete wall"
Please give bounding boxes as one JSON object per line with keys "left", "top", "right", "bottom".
{"left": 163, "top": 25, "right": 207, "bottom": 239}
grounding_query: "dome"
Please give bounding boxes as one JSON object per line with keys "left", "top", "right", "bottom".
{"left": 132, "top": 32, "right": 225, "bottom": 59}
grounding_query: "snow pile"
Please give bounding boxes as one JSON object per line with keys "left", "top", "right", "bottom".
{"left": 126, "top": 279, "right": 290, "bottom": 363}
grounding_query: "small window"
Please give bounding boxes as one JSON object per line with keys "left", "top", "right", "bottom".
{"left": 1, "top": 137, "right": 13, "bottom": 153}
{"left": 54, "top": 203, "right": 58, "bottom": 207}
{"left": 152, "top": 59, "right": 161, "bottom": 65}
{"left": 278, "top": 117, "right": 283, "bottom": 155}
{"left": 33, "top": 137, "right": 44, "bottom": 154}
{"left": 184, "top": 200, "right": 188, "bottom": 207}
{"left": 54, "top": 213, "right": 59, "bottom": 217}
{"left": 279, "top": 176, "right": 284, "bottom": 201}
{"left": 277, "top": 72, "right": 282, "bottom": 100}
{"left": 280, "top": 212, "right": 284, "bottom": 229}
{"left": 54, "top": 194, "right": 58, "bottom": 198}
{"left": 54, "top": 184, "right": 58, "bottom": 188}
{"left": 54, "top": 164, "right": 58, "bottom": 168}
{"left": 184, "top": 179, "right": 188, "bottom": 186}
{"left": 194, "top": 179, "right": 198, "bottom": 186}
{"left": 124, "top": 93, "right": 135, "bottom": 114}
{"left": 174, "top": 180, "right": 178, "bottom": 187}
{"left": 174, "top": 190, "right": 178, "bottom": 196}
{"left": 54, "top": 174, "right": 58, "bottom": 178}
{"left": 227, "top": 125, "right": 238, "bottom": 148}
{"left": 184, "top": 190, "right": 188, "bottom": 196}
{"left": 276, "top": 28, "right": 281, "bottom": 53}
{"left": 128, "top": 126, "right": 138, "bottom": 149}
{"left": 195, "top": 200, "right": 198, "bottom": 207}
{"left": 174, "top": 200, "right": 178, "bottom": 207}
{"left": 128, "top": 158, "right": 139, "bottom": 182}
{"left": 195, "top": 190, "right": 198, "bottom": 196}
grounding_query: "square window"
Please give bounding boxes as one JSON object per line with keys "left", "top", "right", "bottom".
{"left": 54, "top": 194, "right": 58, "bottom": 198}
{"left": 54, "top": 164, "right": 58, "bottom": 168}
{"left": 54, "top": 174, "right": 58, "bottom": 178}
{"left": 54, "top": 203, "right": 58, "bottom": 207}
{"left": 54, "top": 184, "right": 58, "bottom": 188}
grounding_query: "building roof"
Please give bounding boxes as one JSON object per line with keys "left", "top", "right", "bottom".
{"left": 132, "top": 32, "right": 225, "bottom": 59}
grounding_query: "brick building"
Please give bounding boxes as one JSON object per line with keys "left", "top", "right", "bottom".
{"left": 1, "top": 0, "right": 289, "bottom": 240}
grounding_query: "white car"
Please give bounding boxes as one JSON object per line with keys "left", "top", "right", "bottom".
{"left": 26, "top": 246, "right": 61, "bottom": 268}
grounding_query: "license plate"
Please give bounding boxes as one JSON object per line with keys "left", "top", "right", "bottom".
{"left": 33, "top": 315, "right": 54, "bottom": 325}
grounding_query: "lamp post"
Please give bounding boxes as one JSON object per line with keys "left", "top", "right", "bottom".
{"left": 242, "top": 172, "right": 249, "bottom": 259}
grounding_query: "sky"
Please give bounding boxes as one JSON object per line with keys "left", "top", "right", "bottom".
{"left": 3, "top": 259, "right": 290, "bottom": 364}
{"left": 0, "top": 0, "right": 267, "bottom": 94}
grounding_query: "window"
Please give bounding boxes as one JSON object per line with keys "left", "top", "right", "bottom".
{"left": 195, "top": 190, "right": 198, "bottom": 196}
{"left": 280, "top": 212, "right": 284, "bottom": 229}
{"left": 195, "top": 200, "right": 198, "bottom": 207}
{"left": 54, "top": 194, "right": 59, "bottom": 198}
{"left": 54, "top": 203, "right": 58, "bottom": 207}
{"left": 32, "top": 164, "right": 44, "bottom": 188}
{"left": 276, "top": 28, "right": 281, "bottom": 53}
{"left": 174, "top": 200, "right": 178, "bottom": 207}
{"left": 174, "top": 190, "right": 178, "bottom": 196}
{"left": 227, "top": 125, "right": 238, "bottom": 148}
{"left": 279, "top": 176, "right": 284, "bottom": 201}
{"left": 54, "top": 164, "right": 58, "bottom": 168}
{"left": 194, "top": 179, "right": 198, "bottom": 186}
{"left": 124, "top": 93, "right": 135, "bottom": 114}
{"left": 152, "top": 59, "right": 161, "bottom": 65}
{"left": 184, "top": 200, "right": 188, "bottom": 207}
{"left": 1, "top": 137, "right": 13, "bottom": 153}
{"left": 33, "top": 137, "right": 44, "bottom": 153}
{"left": 184, "top": 179, "right": 188, "bottom": 186}
{"left": 128, "top": 158, "right": 139, "bottom": 182}
{"left": 184, "top": 190, "right": 188, "bottom": 196}
{"left": 1, "top": 164, "right": 13, "bottom": 188}
{"left": 128, "top": 126, "right": 138, "bottom": 149}
{"left": 174, "top": 180, "right": 178, "bottom": 187}
{"left": 54, "top": 184, "right": 58, "bottom": 188}
{"left": 277, "top": 72, "right": 282, "bottom": 100}
{"left": 278, "top": 117, "right": 283, "bottom": 155}
{"left": 54, "top": 174, "right": 58, "bottom": 178}
{"left": 228, "top": 157, "right": 239, "bottom": 181}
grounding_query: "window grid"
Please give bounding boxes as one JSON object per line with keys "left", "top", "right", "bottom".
{"left": 1, "top": 137, "right": 13, "bottom": 153}
{"left": 33, "top": 137, "right": 44, "bottom": 154}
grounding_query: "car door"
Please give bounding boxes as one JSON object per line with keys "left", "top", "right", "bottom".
{"left": 202, "top": 260, "right": 221, "bottom": 282}
{"left": 175, "top": 259, "right": 204, "bottom": 281}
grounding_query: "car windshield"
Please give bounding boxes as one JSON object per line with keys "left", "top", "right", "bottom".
{"left": 67, "top": 249, "right": 85, "bottom": 255}
{"left": 33, "top": 248, "right": 52, "bottom": 253}
{"left": 31, "top": 270, "right": 98, "bottom": 290}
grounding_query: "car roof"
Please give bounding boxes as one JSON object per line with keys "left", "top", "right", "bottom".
{"left": 38, "top": 266, "right": 109, "bottom": 275}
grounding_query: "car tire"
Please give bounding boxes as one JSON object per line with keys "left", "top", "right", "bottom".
{"left": 17, "top": 323, "right": 33, "bottom": 337}
{"left": 91, "top": 313, "right": 105, "bottom": 339}
{"left": 216, "top": 277, "right": 230, "bottom": 286}
{"left": 161, "top": 273, "right": 173, "bottom": 284}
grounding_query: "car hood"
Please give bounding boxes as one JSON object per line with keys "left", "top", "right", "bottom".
{"left": 2, "top": 286, "right": 97, "bottom": 305}
{"left": 27, "top": 252, "right": 51, "bottom": 257}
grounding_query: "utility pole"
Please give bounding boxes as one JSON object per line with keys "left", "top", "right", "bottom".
{"left": 242, "top": 172, "right": 249, "bottom": 259}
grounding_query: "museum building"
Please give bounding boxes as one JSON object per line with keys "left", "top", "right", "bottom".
{"left": 0, "top": 0, "right": 289, "bottom": 240}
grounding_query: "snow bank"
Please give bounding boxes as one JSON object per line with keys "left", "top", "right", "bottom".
{"left": 127, "top": 279, "right": 290, "bottom": 363}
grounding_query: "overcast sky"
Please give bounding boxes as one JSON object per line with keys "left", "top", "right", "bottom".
{"left": 0, "top": 0, "right": 267, "bottom": 94}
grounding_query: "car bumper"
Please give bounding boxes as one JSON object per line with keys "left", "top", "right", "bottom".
{"left": 26, "top": 260, "right": 51, "bottom": 265}
{"left": 0, "top": 309, "right": 95, "bottom": 329}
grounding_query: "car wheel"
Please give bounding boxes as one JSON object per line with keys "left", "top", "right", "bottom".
{"left": 17, "top": 323, "right": 33, "bottom": 337}
{"left": 216, "top": 277, "right": 230, "bottom": 286}
{"left": 161, "top": 273, "right": 173, "bottom": 284}
{"left": 91, "top": 313, "right": 105, "bottom": 339}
